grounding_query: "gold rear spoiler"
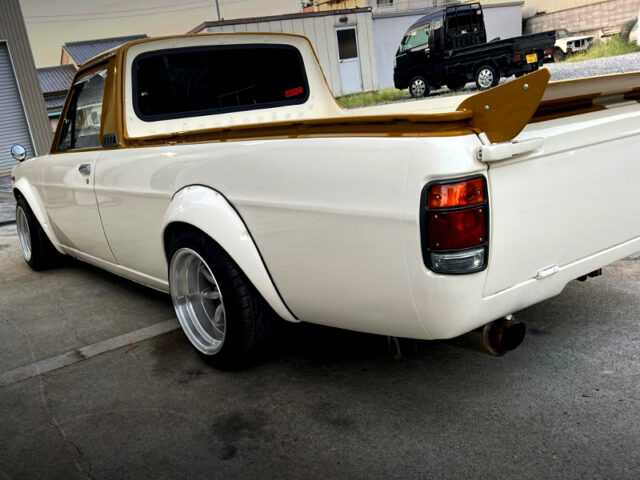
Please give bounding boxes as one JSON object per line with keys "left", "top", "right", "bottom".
{"left": 457, "top": 69, "right": 550, "bottom": 143}
{"left": 457, "top": 69, "right": 640, "bottom": 143}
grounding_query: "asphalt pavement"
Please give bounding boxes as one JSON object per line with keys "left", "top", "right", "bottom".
{"left": 0, "top": 224, "right": 638, "bottom": 479}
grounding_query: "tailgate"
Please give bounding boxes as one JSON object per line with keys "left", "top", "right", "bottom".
{"left": 483, "top": 99, "right": 640, "bottom": 296}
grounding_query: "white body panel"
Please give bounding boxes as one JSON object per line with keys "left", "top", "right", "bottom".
{"left": 22, "top": 102, "right": 639, "bottom": 340}
{"left": 42, "top": 151, "right": 116, "bottom": 262}
{"left": 161, "top": 186, "right": 297, "bottom": 323}
{"left": 484, "top": 101, "right": 640, "bottom": 296}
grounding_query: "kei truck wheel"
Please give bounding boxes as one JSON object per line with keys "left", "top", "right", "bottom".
{"left": 168, "top": 230, "right": 273, "bottom": 369}
{"left": 409, "top": 76, "right": 429, "bottom": 98}
{"left": 475, "top": 64, "right": 499, "bottom": 90}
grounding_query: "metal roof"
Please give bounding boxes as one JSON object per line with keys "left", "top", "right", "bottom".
{"left": 37, "top": 65, "right": 76, "bottom": 95}
{"left": 62, "top": 34, "right": 147, "bottom": 66}
{"left": 188, "top": 7, "right": 372, "bottom": 34}
{"left": 43, "top": 92, "right": 68, "bottom": 111}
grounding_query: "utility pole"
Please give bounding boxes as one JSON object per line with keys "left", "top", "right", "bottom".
{"left": 215, "top": 0, "right": 221, "bottom": 21}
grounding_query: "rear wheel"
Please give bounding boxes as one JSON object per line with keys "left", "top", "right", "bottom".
{"left": 409, "top": 76, "right": 429, "bottom": 98}
{"left": 15, "top": 197, "right": 62, "bottom": 270}
{"left": 475, "top": 64, "right": 499, "bottom": 90}
{"left": 168, "top": 230, "right": 273, "bottom": 369}
{"left": 553, "top": 47, "right": 564, "bottom": 62}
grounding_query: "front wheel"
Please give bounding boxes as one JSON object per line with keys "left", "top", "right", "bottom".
{"left": 168, "top": 230, "right": 273, "bottom": 368}
{"left": 409, "top": 76, "right": 429, "bottom": 98}
{"left": 475, "top": 64, "right": 499, "bottom": 90}
{"left": 15, "top": 197, "right": 63, "bottom": 270}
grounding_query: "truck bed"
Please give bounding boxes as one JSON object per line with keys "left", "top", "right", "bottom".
{"left": 447, "top": 31, "right": 554, "bottom": 63}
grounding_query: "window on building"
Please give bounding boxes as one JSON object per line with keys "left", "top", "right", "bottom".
{"left": 377, "top": 0, "right": 393, "bottom": 5}
{"left": 133, "top": 45, "right": 309, "bottom": 121}
{"left": 337, "top": 28, "right": 359, "bottom": 60}
{"left": 57, "top": 69, "right": 106, "bottom": 151}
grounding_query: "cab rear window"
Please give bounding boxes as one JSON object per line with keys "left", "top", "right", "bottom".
{"left": 133, "top": 44, "right": 309, "bottom": 121}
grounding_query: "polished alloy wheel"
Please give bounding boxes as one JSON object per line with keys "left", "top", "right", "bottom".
{"left": 477, "top": 68, "right": 494, "bottom": 89}
{"left": 170, "top": 248, "right": 226, "bottom": 355}
{"left": 410, "top": 78, "right": 426, "bottom": 97}
{"left": 16, "top": 206, "right": 32, "bottom": 262}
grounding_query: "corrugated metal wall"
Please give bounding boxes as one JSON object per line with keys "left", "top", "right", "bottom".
{"left": 205, "top": 11, "right": 378, "bottom": 96}
{"left": 0, "top": 43, "right": 35, "bottom": 175}
{"left": 0, "top": 0, "right": 52, "bottom": 174}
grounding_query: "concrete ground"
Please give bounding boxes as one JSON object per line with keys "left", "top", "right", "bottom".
{"left": 0, "top": 175, "right": 15, "bottom": 224}
{"left": 0, "top": 224, "right": 639, "bottom": 479}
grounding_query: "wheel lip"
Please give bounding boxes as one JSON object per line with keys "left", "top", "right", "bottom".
{"left": 16, "top": 205, "right": 32, "bottom": 262}
{"left": 410, "top": 77, "right": 426, "bottom": 97}
{"left": 169, "top": 247, "right": 227, "bottom": 356}
{"left": 477, "top": 67, "right": 494, "bottom": 89}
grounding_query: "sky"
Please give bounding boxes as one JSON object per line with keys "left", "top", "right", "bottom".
{"left": 20, "top": 0, "right": 302, "bottom": 67}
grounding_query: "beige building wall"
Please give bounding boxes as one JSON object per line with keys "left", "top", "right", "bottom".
{"left": 524, "top": 0, "right": 639, "bottom": 34}
{"left": 478, "top": 0, "right": 613, "bottom": 13}
{"left": 0, "top": 0, "right": 52, "bottom": 158}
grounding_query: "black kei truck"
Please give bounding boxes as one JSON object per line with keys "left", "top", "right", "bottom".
{"left": 393, "top": 3, "right": 556, "bottom": 97}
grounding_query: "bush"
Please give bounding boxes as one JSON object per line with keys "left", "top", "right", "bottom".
{"left": 336, "top": 88, "right": 408, "bottom": 108}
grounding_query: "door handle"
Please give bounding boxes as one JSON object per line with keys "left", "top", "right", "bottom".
{"left": 477, "top": 138, "right": 544, "bottom": 163}
{"left": 78, "top": 164, "right": 91, "bottom": 175}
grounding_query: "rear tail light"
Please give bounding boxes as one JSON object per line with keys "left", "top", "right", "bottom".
{"left": 545, "top": 47, "right": 553, "bottom": 56}
{"left": 512, "top": 53, "right": 521, "bottom": 62}
{"left": 421, "top": 176, "right": 488, "bottom": 274}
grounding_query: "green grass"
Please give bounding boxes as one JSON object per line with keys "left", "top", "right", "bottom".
{"left": 561, "top": 36, "right": 640, "bottom": 63}
{"left": 336, "top": 88, "right": 408, "bottom": 108}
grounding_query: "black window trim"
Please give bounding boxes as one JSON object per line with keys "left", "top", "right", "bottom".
{"left": 56, "top": 67, "right": 108, "bottom": 153}
{"left": 131, "top": 43, "right": 310, "bottom": 123}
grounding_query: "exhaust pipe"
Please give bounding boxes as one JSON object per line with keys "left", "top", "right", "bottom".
{"left": 452, "top": 314, "right": 526, "bottom": 356}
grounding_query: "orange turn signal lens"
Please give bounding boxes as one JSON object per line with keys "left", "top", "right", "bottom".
{"left": 427, "top": 177, "right": 485, "bottom": 209}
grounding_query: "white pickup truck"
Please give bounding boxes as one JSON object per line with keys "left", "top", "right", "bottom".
{"left": 9, "top": 34, "right": 640, "bottom": 367}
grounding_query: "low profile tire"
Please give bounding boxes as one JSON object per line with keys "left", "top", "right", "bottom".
{"left": 409, "top": 76, "right": 429, "bottom": 98}
{"left": 446, "top": 78, "right": 467, "bottom": 91}
{"left": 553, "top": 47, "right": 564, "bottom": 62}
{"left": 15, "top": 197, "right": 62, "bottom": 270}
{"left": 168, "top": 230, "right": 273, "bottom": 369}
{"left": 475, "top": 64, "right": 499, "bottom": 90}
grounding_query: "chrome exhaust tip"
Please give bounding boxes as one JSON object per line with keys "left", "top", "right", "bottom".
{"left": 451, "top": 315, "right": 526, "bottom": 356}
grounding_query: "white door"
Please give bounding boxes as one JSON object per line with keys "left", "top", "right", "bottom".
{"left": 336, "top": 26, "right": 363, "bottom": 95}
{"left": 43, "top": 66, "right": 116, "bottom": 263}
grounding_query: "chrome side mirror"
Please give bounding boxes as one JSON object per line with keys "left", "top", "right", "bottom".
{"left": 11, "top": 144, "right": 26, "bottom": 162}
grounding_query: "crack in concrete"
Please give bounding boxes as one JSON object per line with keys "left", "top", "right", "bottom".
{"left": 7, "top": 317, "right": 95, "bottom": 480}
{"left": 39, "top": 380, "right": 95, "bottom": 480}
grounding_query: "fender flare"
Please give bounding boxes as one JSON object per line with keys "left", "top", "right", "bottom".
{"left": 162, "top": 185, "right": 298, "bottom": 323}
{"left": 12, "top": 178, "right": 65, "bottom": 254}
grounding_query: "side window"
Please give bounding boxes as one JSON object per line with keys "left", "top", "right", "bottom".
{"left": 58, "top": 69, "right": 106, "bottom": 151}
{"left": 133, "top": 45, "right": 309, "bottom": 121}
{"left": 402, "top": 26, "right": 430, "bottom": 52}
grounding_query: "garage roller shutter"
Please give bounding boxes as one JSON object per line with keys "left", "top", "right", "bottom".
{"left": 0, "top": 43, "right": 35, "bottom": 176}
